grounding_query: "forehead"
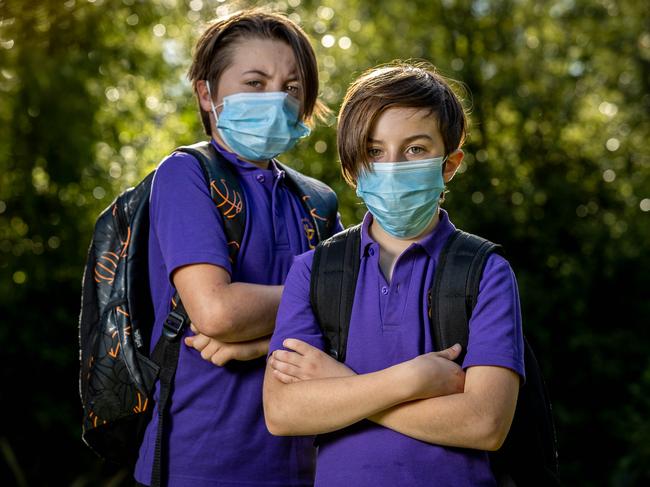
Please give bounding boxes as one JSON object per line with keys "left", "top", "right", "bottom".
{"left": 227, "top": 37, "right": 298, "bottom": 76}
{"left": 369, "top": 106, "right": 440, "bottom": 140}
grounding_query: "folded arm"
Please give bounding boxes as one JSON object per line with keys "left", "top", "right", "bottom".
{"left": 263, "top": 339, "right": 464, "bottom": 436}
{"left": 173, "top": 263, "right": 282, "bottom": 342}
{"left": 369, "top": 365, "right": 519, "bottom": 450}
{"left": 371, "top": 253, "right": 524, "bottom": 449}
{"left": 266, "top": 339, "right": 518, "bottom": 450}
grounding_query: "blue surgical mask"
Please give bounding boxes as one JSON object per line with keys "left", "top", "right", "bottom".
{"left": 206, "top": 81, "right": 310, "bottom": 162}
{"left": 356, "top": 157, "right": 446, "bottom": 239}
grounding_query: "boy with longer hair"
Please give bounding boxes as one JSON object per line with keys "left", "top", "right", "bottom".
{"left": 134, "top": 10, "right": 341, "bottom": 487}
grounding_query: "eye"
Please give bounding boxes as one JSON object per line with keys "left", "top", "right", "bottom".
{"left": 245, "top": 80, "right": 263, "bottom": 88}
{"left": 285, "top": 83, "right": 301, "bottom": 94}
{"left": 367, "top": 148, "right": 382, "bottom": 158}
{"left": 407, "top": 146, "right": 425, "bottom": 155}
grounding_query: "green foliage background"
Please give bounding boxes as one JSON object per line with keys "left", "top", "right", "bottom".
{"left": 1, "top": 0, "right": 648, "bottom": 485}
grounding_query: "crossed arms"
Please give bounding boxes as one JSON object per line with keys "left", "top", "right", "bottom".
{"left": 174, "top": 263, "right": 278, "bottom": 364}
{"left": 175, "top": 263, "right": 520, "bottom": 451}
{"left": 263, "top": 339, "right": 520, "bottom": 451}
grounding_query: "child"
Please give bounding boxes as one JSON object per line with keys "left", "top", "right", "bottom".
{"left": 263, "top": 62, "right": 525, "bottom": 486}
{"left": 134, "top": 9, "right": 342, "bottom": 487}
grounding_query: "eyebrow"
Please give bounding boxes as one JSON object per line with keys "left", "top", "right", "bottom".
{"left": 367, "top": 134, "right": 435, "bottom": 144}
{"left": 242, "top": 69, "right": 299, "bottom": 81}
{"left": 242, "top": 69, "right": 270, "bottom": 78}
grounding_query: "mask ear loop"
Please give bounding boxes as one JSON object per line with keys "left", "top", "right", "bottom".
{"left": 205, "top": 80, "right": 221, "bottom": 126}
{"left": 440, "top": 154, "right": 449, "bottom": 204}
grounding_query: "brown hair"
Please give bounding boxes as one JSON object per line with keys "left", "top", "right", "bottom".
{"left": 337, "top": 62, "right": 468, "bottom": 186}
{"left": 188, "top": 9, "right": 327, "bottom": 135}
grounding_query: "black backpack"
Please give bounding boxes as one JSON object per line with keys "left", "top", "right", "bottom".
{"left": 79, "top": 141, "right": 339, "bottom": 485}
{"left": 309, "top": 225, "right": 560, "bottom": 487}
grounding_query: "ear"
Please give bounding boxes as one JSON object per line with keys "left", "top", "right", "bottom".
{"left": 196, "top": 80, "right": 214, "bottom": 113}
{"left": 443, "top": 149, "right": 464, "bottom": 183}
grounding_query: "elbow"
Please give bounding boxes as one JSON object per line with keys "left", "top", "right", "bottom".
{"left": 476, "top": 415, "right": 512, "bottom": 451}
{"left": 481, "top": 432, "right": 507, "bottom": 452}
{"left": 263, "top": 396, "right": 294, "bottom": 437}
{"left": 262, "top": 377, "right": 296, "bottom": 436}
{"left": 264, "top": 415, "right": 292, "bottom": 437}
{"left": 191, "top": 302, "right": 237, "bottom": 340}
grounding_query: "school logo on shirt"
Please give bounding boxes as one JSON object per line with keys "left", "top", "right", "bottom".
{"left": 302, "top": 218, "right": 317, "bottom": 249}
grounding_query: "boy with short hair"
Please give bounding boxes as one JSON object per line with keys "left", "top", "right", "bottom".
{"left": 263, "top": 62, "right": 525, "bottom": 486}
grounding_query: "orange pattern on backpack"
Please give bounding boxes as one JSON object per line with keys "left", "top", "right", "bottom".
{"left": 119, "top": 226, "right": 131, "bottom": 257}
{"left": 227, "top": 240, "right": 240, "bottom": 263}
{"left": 88, "top": 410, "right": 107, "bottom": 427}
{"left": 302, "top": 195, "right": 328, "bottom": 222}
{"left": 133, "top": 392, "right": 148, "bottom": 413}
{"left": 94, "top": 251, "right": 120, "bottom": 284}
{"left": 211, "top": 179, "right": 243, "bottom": 219}
{"left": 108, "top": 330, "right": 120, "bottom": 358}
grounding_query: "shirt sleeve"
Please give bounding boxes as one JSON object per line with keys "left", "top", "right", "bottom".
{"left": 462, "top": 253, "right": 526, "bottom": 381}
{"left": 150, "top": 151, "right": 232, "bottom": 283}
{"left": 269, "top": 250, "right": 327, "bottom": 355}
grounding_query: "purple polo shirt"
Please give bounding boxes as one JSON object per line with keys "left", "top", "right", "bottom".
{"left": 135, "top": 139, "right": 341, "bottom": 486}
{"left": 270, "top": 210, "right": 525, "bottom": 487}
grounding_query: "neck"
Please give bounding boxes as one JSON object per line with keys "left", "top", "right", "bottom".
{"left": 369, "top": 211, "right": 440, "bottom": 282}
{"left": 211, "top": 133, "right": 270, "bottom": 170}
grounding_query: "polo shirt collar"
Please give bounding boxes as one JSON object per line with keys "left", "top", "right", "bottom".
{"left": 360, "top": 209, "right": 456, "bottom": 258}
{"left": 417, "top": 209, "right": 457, "bottom": 257}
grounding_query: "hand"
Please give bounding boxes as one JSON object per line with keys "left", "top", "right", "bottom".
{"left": 185, "top": 324, "right": 269, "bottom": 366}
{"left": 268, "top": 338, "right": 355, "bottom": 384}
{"left": 400, "top": 344, "right": 466, "bottom": 400}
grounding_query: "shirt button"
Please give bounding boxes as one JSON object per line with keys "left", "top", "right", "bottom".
{"left": 381, "top": 286, "right": 388, "bottom": 295}
{"left": 368, "top": 247, "right": 375, "bottom": 256}
{"left": 256, "top": 174, "right": 265, "bottom": 183}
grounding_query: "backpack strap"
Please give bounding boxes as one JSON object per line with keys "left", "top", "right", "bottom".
{"left": 178, "top": 142, "right": 246, "bottom": 264}
{"left": 149, "top": 141, "right": 246, "bottom": 487}
{"left": 310, "top": 226, "right": 501, "bottom": 365}
{"left": 310, "top": 224, "right": 362, "bottom": 362}
{"left": 278, "top": 161, "right": 339, "bottom": 242}
{"left": 428, "top": 230, "right": 502, "bottom": 363}
{"left": 163, "top": 141, "right": 248, "bottom": 333}
{"left": 430, "top": 231, "right": 560, "bottom": 485}
{"left": 310, "top": 226, "right": 559, "bottom": 484}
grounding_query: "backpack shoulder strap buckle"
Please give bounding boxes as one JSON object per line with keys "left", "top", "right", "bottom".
{"left": 163, "top": 310, "right": 187, "bottom": 340}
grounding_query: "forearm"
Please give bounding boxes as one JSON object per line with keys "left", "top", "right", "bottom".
{"left": 204, "top": 282, "right": 282, "bottom": 342}
{"left": 369, "top": 393, "right": 498, "bottom": 450}
{"left": 173, "top": 264, "right": 283, "bottom": 342}
{"left": 370, "top": 367, "right": 519, "bottom": 450}
{"left": 223, "top": 335, "right": 270, "bottom": 361}
{"left": 264, "top": 363, "right": 414, "bottom": 436}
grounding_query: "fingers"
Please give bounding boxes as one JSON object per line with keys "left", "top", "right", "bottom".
{"left": 186, "top": 333, "right": 211, "bottom": 352}
{"left": 282, "top": 338, "right": 316, "bottom": 355}
{"left": 436, "top": 343, "right": 462, "bottom": 361}
{"left": 269, "top": 353, "right": 303, "bottom": 378}
{"left": 184, "top": 323, "right": 199, "bottom": 347}
{"left": 200, "top": 340, "right": 221, "bottom": 361}
{"left": 273, "top": 349, "right": 306, "bottom": 367}
{"left": 211, "top": 349, "right": 230, "bottom": 367}
{"left": 272, "top": 369, "right": 300, "bottom": 384}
